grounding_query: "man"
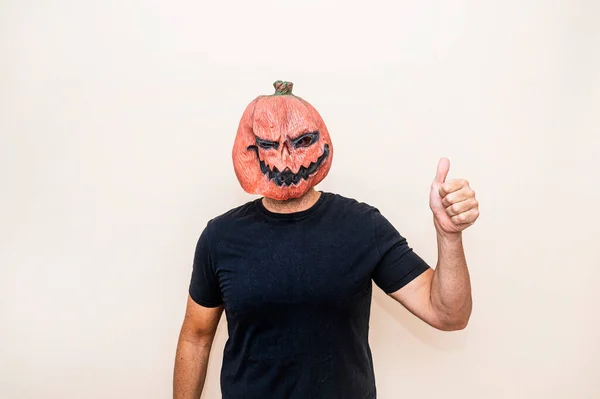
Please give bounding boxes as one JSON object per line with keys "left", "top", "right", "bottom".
{"left": 173, "top": 81, "right": 479, "bottom": 399}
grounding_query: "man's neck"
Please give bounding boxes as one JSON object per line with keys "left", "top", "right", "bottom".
{"left": 261, "top": 188, "right": 322, "bottom": 214}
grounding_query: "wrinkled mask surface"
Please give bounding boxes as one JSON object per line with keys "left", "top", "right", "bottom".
{"left": 232, "top": 81, "right": 334, "bottom": 201}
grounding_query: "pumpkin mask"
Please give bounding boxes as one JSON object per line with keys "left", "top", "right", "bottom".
{"left": 232, "top": 81, "right": 334, "bottom": 201}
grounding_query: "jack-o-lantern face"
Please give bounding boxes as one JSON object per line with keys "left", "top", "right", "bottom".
{"left": 232, "top": 81, "right": 334, "bottom": 201}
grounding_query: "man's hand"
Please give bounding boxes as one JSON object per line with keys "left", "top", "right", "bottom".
{"left": 429, "top": 157, "right": 479, "bottom": 235}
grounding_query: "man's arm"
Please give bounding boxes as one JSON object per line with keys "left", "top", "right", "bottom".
{"left": 389, "top": 157, "right": 478, "bottom": 331}
{"left": 389, "top": 232, "right": 472, "bottom": 331}
{"left": 173, "top": 295, "right": 223, "bottom": 399}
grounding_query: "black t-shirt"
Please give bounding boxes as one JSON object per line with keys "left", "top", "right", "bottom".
{"left": 189, "top": 192, "right": 430, "bottom": 399}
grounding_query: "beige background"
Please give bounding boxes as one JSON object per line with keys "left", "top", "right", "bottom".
{"left": 2, "top": 1, "right": 599, "bottom": 398}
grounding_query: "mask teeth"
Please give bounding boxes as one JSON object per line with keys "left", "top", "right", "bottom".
{"left": 257, "top": 144, "right": 330, "bottom": 187}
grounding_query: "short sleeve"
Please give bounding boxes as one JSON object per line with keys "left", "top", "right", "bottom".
{"left": 371, "top": 209, "right": 431, "bottom": 294}
{"left": 188, "top": 221, "right": 223, "bottom": 307}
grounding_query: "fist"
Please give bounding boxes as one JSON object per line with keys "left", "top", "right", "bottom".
{"left": 429, "top": 157, "right": 479, "bottom": 235}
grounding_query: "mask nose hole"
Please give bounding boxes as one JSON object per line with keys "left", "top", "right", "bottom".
{"left": 282, "top": 141, "right": 291, "bottom": 158}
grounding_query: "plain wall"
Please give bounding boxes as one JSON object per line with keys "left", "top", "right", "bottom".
{"left": 1, "top": 1, "right": 599, "bottom": 398}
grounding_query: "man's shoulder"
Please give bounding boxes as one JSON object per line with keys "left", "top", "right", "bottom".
{"left": 204, "top": 198, "right": 259, "bottom": 232}
{"left": 323, "top": 192, "right": 388, "bottom": 232}
{"left": 325, "top": 191, "right": 380, "bottom": 216}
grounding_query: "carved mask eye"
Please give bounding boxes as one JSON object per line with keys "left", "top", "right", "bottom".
{"left": 292, "top": 131, "right": 319, "bottom": 149}
{"left": 256, "top": 137, "right": 279, "bottom": 150}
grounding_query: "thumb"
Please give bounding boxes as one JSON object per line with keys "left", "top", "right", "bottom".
{"left": 433, "top": 157, "right": 450, "bottom": 184}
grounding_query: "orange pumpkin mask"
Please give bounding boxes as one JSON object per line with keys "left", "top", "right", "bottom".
{"left": 232, "top": 81, "right": 334, "bottom": 201}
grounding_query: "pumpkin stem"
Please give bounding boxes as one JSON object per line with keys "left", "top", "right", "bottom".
{"left": 273, "top": 80, "right": 294, "bottom": 95}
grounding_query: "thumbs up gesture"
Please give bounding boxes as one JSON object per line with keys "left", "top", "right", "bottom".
{"left": 429, "top": 158, "right": 479, "bottom": 235}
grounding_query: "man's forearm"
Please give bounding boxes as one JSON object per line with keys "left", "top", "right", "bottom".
{"left": 430, "top": 230, "right": 472, "bottom": 329}
{"left": 173, "top": 334, "right": 213, "bottom": 399}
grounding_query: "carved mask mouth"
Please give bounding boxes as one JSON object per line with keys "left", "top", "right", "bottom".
{"left": 247, "top": 144, "right": 330, "bottom": 187}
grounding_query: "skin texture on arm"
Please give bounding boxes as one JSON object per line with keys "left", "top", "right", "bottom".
{"left": 389, "top": 233, "right": 472, "bottom": 331}
{"left": 173, "top": 295, "right": 224, "bottom": 399}
{"left": 389, "top": 158, "right": 478, "bottom": 331}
